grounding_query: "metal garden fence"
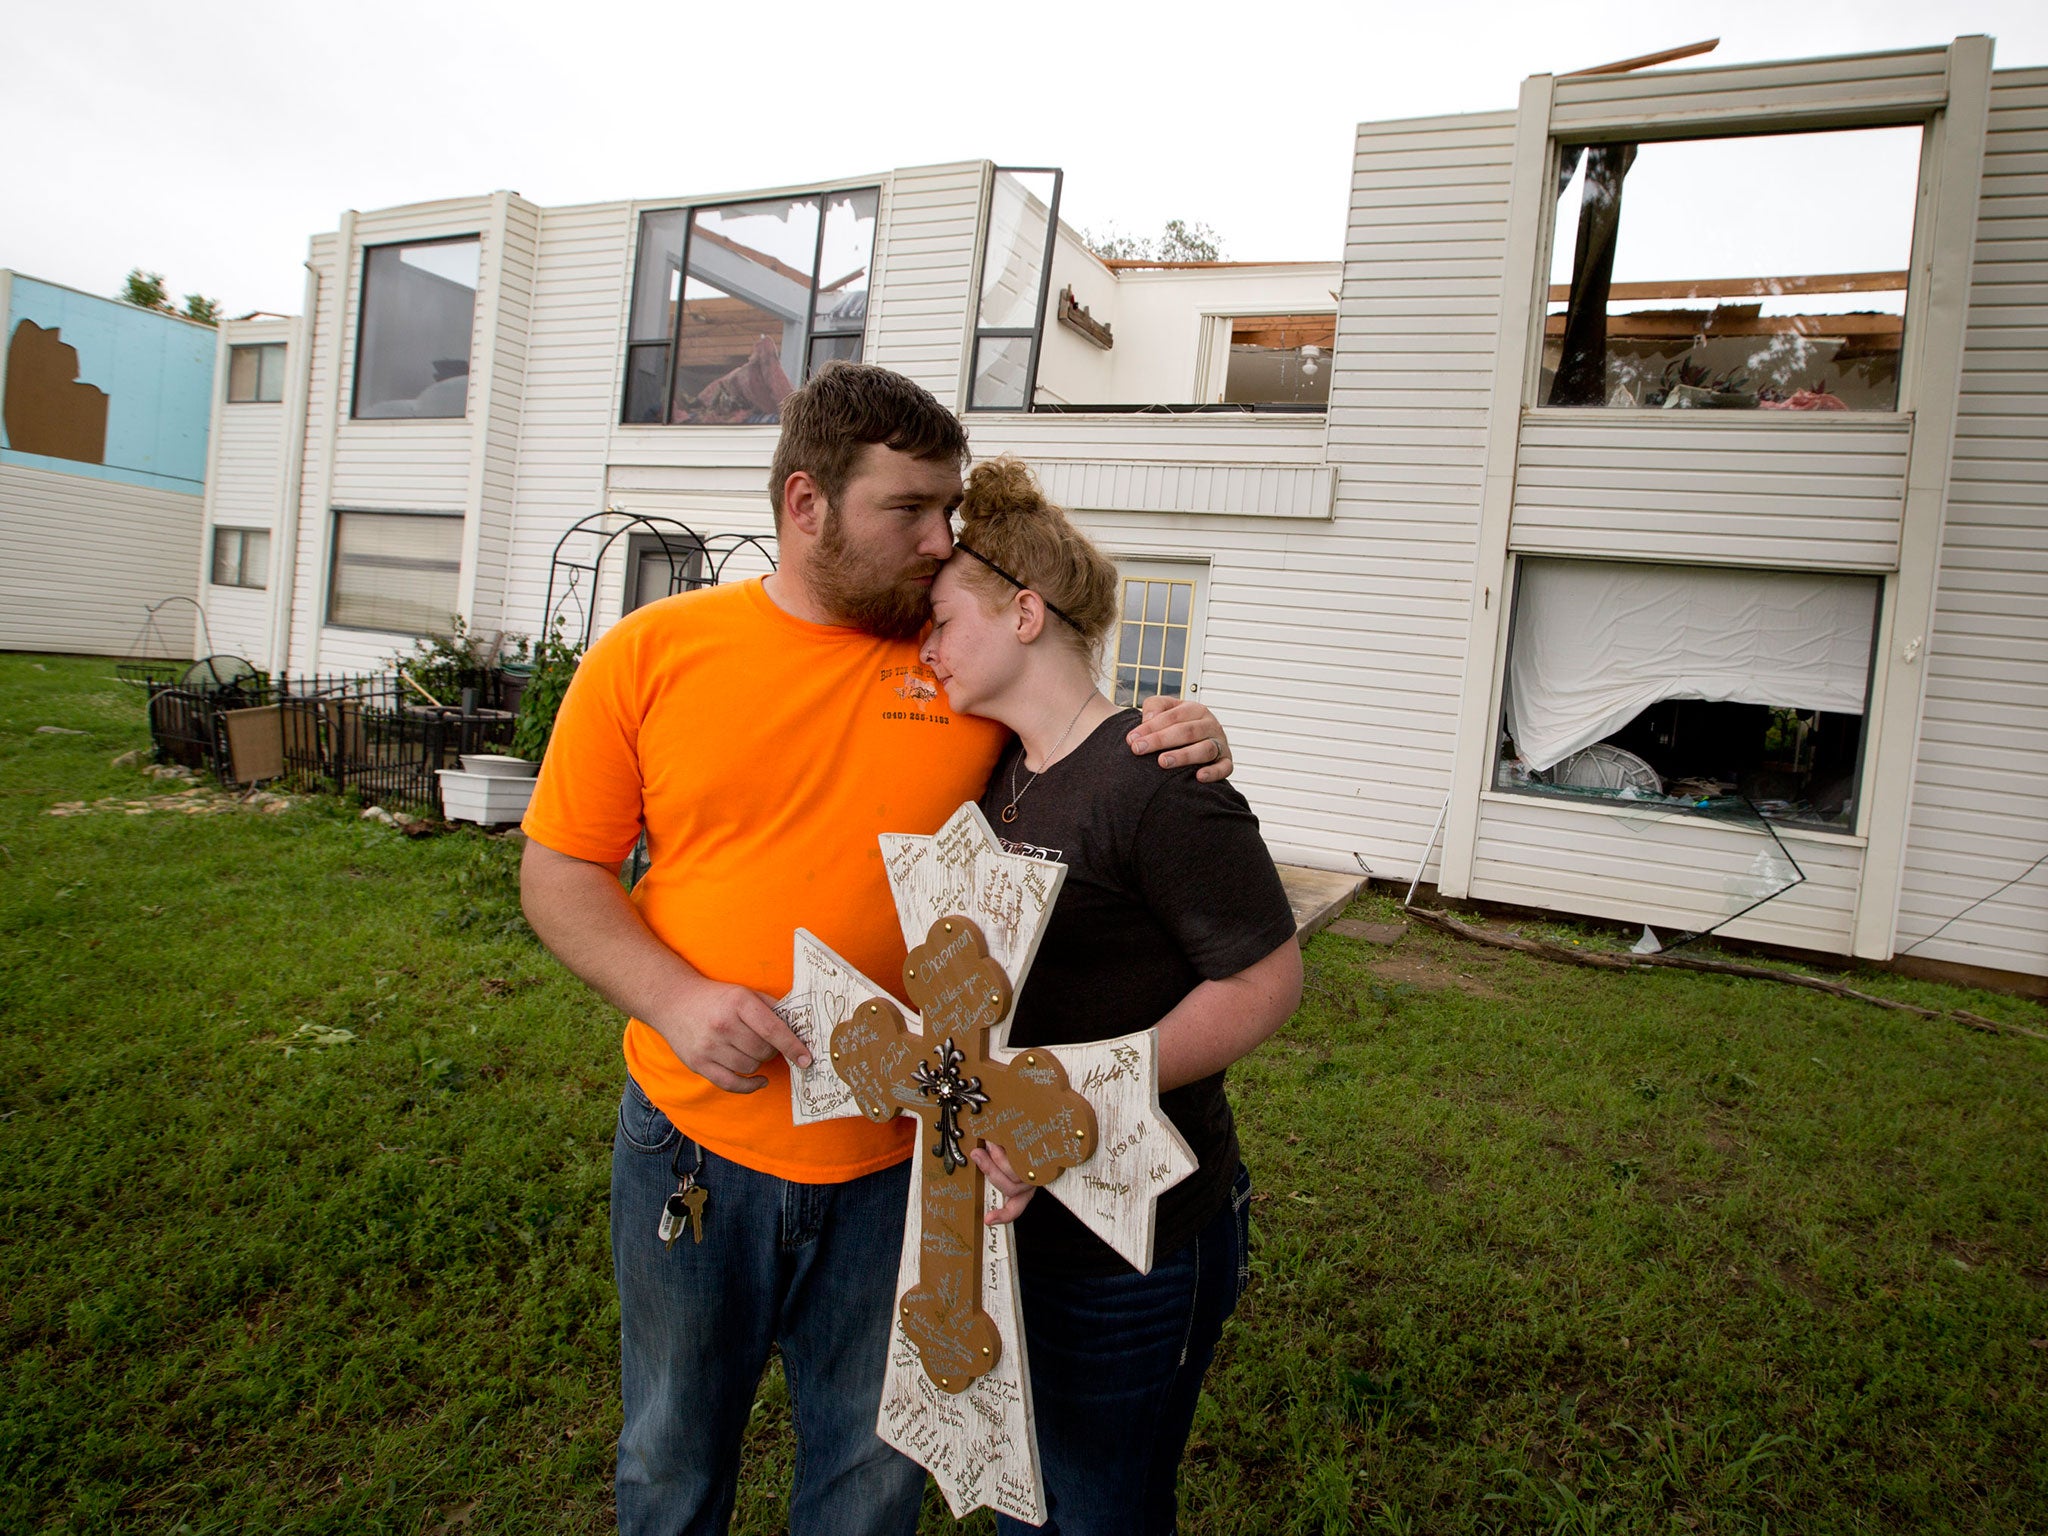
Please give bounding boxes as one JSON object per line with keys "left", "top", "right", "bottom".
{"left": 137, "top": 667, "right": 518, "bottom": 816}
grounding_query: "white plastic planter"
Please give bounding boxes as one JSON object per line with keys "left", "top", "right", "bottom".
{"left": 437, "top": 768, "right": 537, "bottom": 827}
{"left": 460, "top": 753, "right": 540, "bottom": 778}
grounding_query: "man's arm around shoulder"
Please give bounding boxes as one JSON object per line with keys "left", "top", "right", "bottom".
{"left": 519, "top": 837, "right": 812, "bottom": 1093}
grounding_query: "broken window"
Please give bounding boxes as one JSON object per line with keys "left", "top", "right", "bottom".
{"left": 1496, "top": 558, "right": 1879, "bottom": 829}
{"left": 621, "top": 188, "right": 878, "bottom": 425}
{"left": 1542, "top": 127, "right": 1921, "bottom": 411}
{"left": 1221, "top": 314, "right": 1334, "bottom": 405}
{"left": 968, "top": 169, "right": 1062, "bottom": 410}
{"left": 353, "top": 238, "right": 480, "bottom": 419}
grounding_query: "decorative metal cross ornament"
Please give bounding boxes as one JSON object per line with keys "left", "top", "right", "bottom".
{"left": 775, "top": 803, "right": 1200, "bottom": 1523}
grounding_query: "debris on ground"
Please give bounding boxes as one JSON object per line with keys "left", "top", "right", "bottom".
{"left": 48, "top": 770, "right": 299, "bottom": 820}
{"left": 361, "top": 805, "right": 440, "bottom": 836}
{"left": 35, "top": 726, "right": 86, "bottom": 735}
{"left": 258, "top": 1023, "right": 361, "bottom": 1056}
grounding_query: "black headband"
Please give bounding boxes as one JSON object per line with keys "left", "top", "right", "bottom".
{"left": 952, "top": 542, "right": 1081, "bottom": 632}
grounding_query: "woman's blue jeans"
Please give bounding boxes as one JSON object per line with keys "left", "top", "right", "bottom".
{"left": 610, "top": 1076, "right": 925, "bottom": 1536}
{"left": 995, "top": 1165, "right": 1253, "bottom": 1536}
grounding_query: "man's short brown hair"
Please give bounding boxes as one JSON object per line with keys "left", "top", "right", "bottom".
{"left": 769, "top": 363, "right": 969, "bottom": 529}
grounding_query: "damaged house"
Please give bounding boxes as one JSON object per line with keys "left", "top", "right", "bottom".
{"left": 188, "top": 36, "right": 2043, "bottom": 985}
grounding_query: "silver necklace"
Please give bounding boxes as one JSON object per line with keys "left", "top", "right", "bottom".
{"left": 1002, "top": 692, "right": 1097, "bottom": 824}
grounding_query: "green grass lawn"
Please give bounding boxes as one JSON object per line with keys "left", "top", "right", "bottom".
{"left": 3, "top": 653, "right": 2045, "bottom": 1535}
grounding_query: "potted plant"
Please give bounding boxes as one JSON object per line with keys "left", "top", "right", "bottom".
{"left": 510, "top": 623, "right": 584, "bottom": 765}
{"left": 434, "top": 622, "right": 581, "bottom": 826}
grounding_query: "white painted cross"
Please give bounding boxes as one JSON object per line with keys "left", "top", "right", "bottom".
{"left": 775, "top": 801, "right": 1198, "bottom": 1523}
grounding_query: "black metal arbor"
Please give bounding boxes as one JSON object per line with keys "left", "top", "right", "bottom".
{"left": 540, "top": 512, "right": 778, "bottom": 650}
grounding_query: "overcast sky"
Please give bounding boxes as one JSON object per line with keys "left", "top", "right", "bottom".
{"left": 5, "top": 0, "right": 2044, "bottom": 318}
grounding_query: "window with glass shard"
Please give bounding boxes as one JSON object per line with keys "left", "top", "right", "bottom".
{"left": 621, "top": 189, "right": 877, "bottom": 425}
{"left": 969, "top": 170, "right": 1061, "bottom": 410}
{"left": 353, "top": 239, "right": 480, "bottom": 419}
{"left": 1542, "top": 127, "right": 1920, "bottom": 412}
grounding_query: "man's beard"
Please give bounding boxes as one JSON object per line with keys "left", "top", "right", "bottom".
{"left": 807, "top": 509, "right": 937, "bottom": 640}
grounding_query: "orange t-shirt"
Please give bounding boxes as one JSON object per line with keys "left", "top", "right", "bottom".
{"left": 522, "top": 577, "right": 1007, "bottom": 1182}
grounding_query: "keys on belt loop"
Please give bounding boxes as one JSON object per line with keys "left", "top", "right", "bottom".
{"left": 657, "top": 1138, "right": 709, "bottom": 1249}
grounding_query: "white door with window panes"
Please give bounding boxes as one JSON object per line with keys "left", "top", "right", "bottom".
{"left": 1107, "top": 561, "right": 1208, "bottom": 707}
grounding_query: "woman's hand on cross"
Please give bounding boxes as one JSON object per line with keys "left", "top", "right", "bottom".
{"left": 970, "top": 1142, "right": 1037, "bottom": 1226}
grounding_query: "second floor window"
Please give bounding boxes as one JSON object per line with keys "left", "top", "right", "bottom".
{"left": 623, "top": 188, "right": 879, "bottom": 425}
{"left": 226, "top": 343, "right": 286, "bottom": 403}
{"left": 968, "top": 168, "right": 1062, "bottom": 410}
{"left": 353, "top": 237, "right": 480, "bottom": 420}
{"left": 1543, "top": 126, "right": 1921, "bottom": 411}
{"left": 1220, "top": 315, "right": 1334, "bottom": 406}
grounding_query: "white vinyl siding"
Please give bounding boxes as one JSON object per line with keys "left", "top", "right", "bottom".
{"left": 865, "top": 162, "right": 985, "bottom": 410}
{"left": 0, "top": 463, "right": 205, "bottom": 657}
{"left": 464, "top": 193, "right": 540, "bottom": 637}
{"left": 201, "top": 317, "right": 292, "bottom": 661}
{"left": 1269, "top": 110, "right": 1519, "bottom": 870}
{"left": 209, "top": 398, "right": 286, "bottom": 525}
{"left": 204, "top": 586, "right": 271, "bottom": 661}
{"left": 970, "top": 413, "right": 1335, "bottom": 522}
{"left": 1891, "top": 67, "right": 2048, "bottom": 976}
{"left": 287, "top": 231, "right": 343, "bottom": 671}
{"left": 1510, "top": 415, "right": 1913, "bottom": 570}
{"left": 504, "top": 201, "right": 639, "bottom": 641}
{"left": 1470, "top": 793, "right": 1864, "bottom": 953}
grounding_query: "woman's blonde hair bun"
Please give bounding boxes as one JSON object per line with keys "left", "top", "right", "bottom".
{"left": 955, "top": 457, "right": 1119, "bottom": 657}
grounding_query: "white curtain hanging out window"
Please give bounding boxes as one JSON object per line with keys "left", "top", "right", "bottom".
{"left": 1503, "top": 559, "right": 1879, "bottom": 772}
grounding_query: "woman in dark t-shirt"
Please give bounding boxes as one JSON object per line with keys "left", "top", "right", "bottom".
{"left": 919, "top": 457, "right": 1302, "bottom": 1536}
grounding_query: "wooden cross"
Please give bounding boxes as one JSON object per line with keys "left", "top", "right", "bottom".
{"left": 776, "top": 802, "right": 1200, "bottom": 1523}
{"left": 832, "top": 915, "right": 1094, "bottom": 1393}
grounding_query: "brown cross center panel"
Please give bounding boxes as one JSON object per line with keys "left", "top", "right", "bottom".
{"left": 831, "top": 916, "right": 1096, "bottom": 1393}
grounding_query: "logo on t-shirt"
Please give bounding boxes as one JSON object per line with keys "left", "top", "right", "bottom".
{"left": 880, "top": 664, "right": 950, "bottom": 725}
{"left": 998, "top": 836, "right": 1064, "bottom": 864}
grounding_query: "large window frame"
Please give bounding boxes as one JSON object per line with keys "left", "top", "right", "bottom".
{"left": 1491, "top": 554, "right": 1883, "bottom": 835}
{"left": 350, "top": 235, "right": 482, "bottom": 422}
{"left": 619, "top": 185, "right": 881, "bottom": 427}
{"left": 1528, "top": 125, "right": 1927, "bottom": 415}
{"left": 325, "top": 508, "right": 464, "bottom": 635}
{"left": 966, "top": 167, "right": 1064, "bottom": 413}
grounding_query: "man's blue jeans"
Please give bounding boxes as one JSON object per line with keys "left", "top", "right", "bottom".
{"left": 611, "top": 1076, "right": 926, "bottom": 1536}
{"left": 995, "top": 1165, "right": 1253, "bottom": 1536}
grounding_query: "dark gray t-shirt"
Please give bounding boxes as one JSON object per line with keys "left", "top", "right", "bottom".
{"left": 979, "top": 708, "right": 1297, "bottom": 1275}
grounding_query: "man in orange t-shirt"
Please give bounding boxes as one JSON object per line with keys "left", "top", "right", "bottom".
{"left": 519, "top": 365, "right": 1232, "bottom": 1536}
